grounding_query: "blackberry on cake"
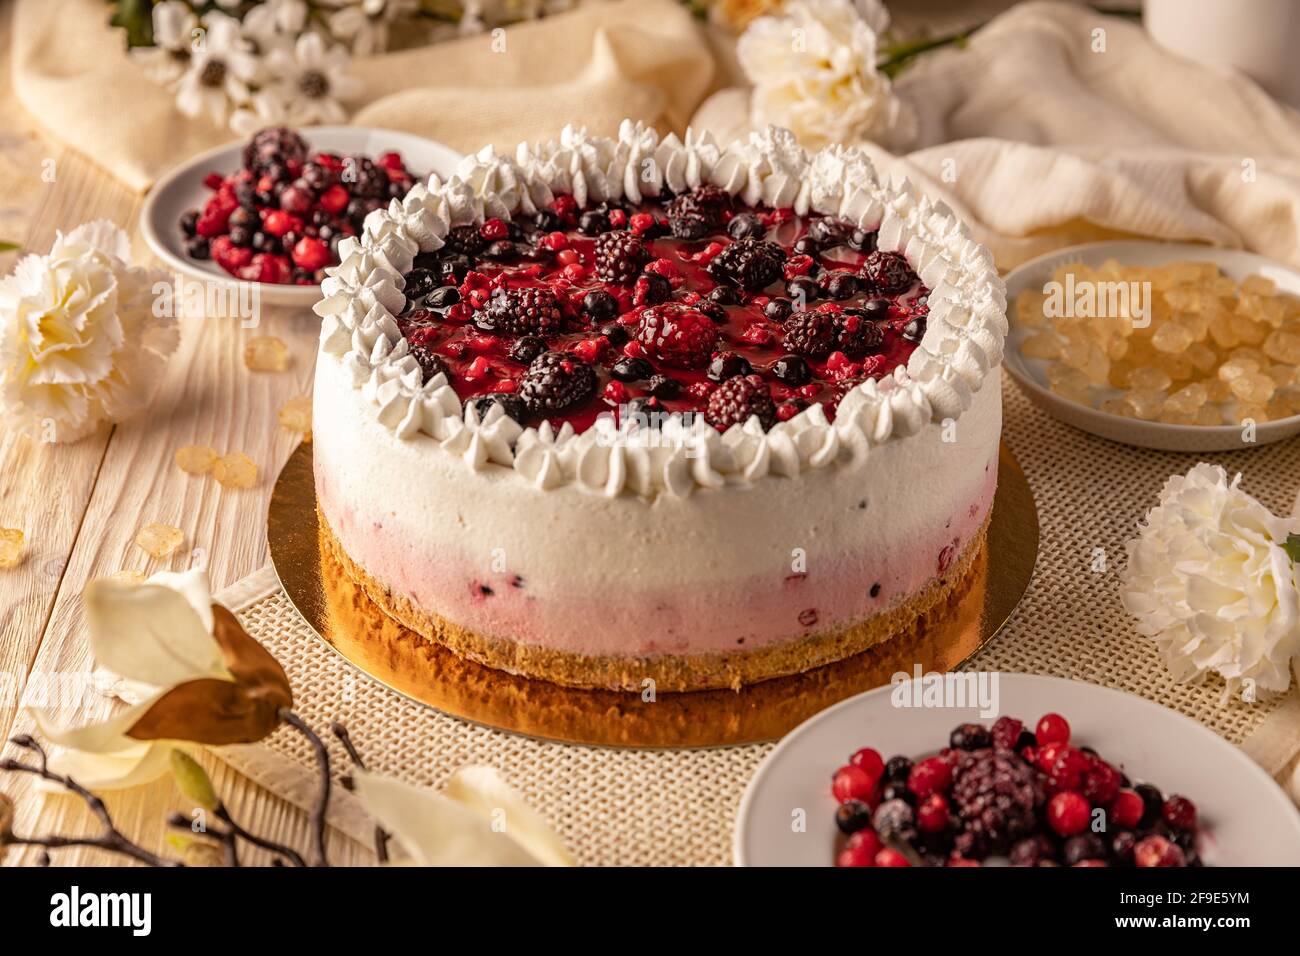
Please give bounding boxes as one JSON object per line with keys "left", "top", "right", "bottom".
{"left": 781, "top": 309, "right": 838, "bottom": 358}
{"left": 708, "top": 237, "right": 786, "bottom": 291}
{"left": 666, "top": 184, "right": 732, "bottom": 239}
{"left": 477, "top": 286, "right": 564, "bottom": 336}
{"left": 467, "top": 392, "right": 527, "bottom": 422}
{"left": 862, "top": 250, "right": 918, "bottom": 294}
{"left": 594, "top": 231, "right": 648, "bottom": 283}
{"left": 518, "top": 351, "right": 597, "bottom": 414}
{"left": 705, "top": 374, "right": 777, "bottom": 431}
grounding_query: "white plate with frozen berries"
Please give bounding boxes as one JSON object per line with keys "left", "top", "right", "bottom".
{"left": 141, "top": 126, "right": 462, "bottom": 308}
{"left": 734, "top": 674, "right": 1300, "bottom": 867}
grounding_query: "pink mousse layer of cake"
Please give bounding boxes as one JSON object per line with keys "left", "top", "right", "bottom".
{"left": 316, "top": 453, "right": 996, "bottom": 658}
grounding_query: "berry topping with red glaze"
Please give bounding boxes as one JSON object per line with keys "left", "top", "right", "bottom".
{"left": 387, "top": 192, "right": 927, "bottom": 432}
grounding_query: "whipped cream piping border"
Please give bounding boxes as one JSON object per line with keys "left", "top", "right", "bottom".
{"left": 314, "top": 121, "right": 1006, "bottom": 499}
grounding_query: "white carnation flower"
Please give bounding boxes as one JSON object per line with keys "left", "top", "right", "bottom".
{"left": 0, "top": 221, "right": 177, "bottom": 443}
{"left": 737, "top": 0, "right": 915, "bottom": 150}
{"left": 1121, "top": 463, "right": 1300, "bottom": 699}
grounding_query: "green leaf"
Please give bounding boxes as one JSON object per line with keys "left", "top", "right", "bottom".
{"left": 1285, "top": 534, "right": 1300, "bottom": 564}
{"left": 108, "top": 0, "right": 155, "bottom": 49}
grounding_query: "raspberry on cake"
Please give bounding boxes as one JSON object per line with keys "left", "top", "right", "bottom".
{"left": 312, "top": 122, "right": 1006, "bottom": 692}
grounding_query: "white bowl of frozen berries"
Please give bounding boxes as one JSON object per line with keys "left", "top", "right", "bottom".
{"left": 734, "top": 674, "right": 1300, "bottom": 867}
{"left": 141, "top": 126, "right": 462, "bottom": 309}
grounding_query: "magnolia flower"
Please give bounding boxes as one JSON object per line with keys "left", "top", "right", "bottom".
{"left": 130, "top": 1, "right": 200, "bottom": 86}
{"left": 1121, "top": 464, "right": 1300, "bottom": 700}
{"left": 353, "top": 765, "right": 574, "bottom": 866}
{"left": 33, "top": 569, "right": 292, "bottom": 790}
{"left": 175, "top": 13, "right": 260, "bottom": 126}
{"left": 325, "top": 0, "right": 418, "bottom": 56}
{"left": 737, "top": 0, "right": 916, "bottom": 150}
{"left": 0, "top": 221, "right": 176, "bottom": 443}
{"left": 263, "top": 31, "right": 361, "bottom": 126}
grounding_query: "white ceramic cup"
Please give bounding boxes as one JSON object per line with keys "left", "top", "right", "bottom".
{"left": 1145, "top": 0, "right": 1300, "bottom": 108}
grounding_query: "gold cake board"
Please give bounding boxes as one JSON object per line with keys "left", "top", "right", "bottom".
{"left": 267, "top": 441, "right": 1038, "bottom": 748}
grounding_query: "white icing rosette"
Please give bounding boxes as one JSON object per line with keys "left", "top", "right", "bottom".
{"left": 1121, "top": 463, "right": 1300, "bottom": 700}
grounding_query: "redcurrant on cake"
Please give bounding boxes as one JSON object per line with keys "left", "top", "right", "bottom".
{"left": 311, "top": 122, "right": 1006, "bottom": 692}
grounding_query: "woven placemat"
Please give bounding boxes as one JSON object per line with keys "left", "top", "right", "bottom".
{"left": 213, "top": 377, "right": 1300, "bottom": 867}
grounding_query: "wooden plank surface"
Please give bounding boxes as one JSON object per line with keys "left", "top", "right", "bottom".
{"left": 0, "top": 1, "right": 369, "bottom": 866}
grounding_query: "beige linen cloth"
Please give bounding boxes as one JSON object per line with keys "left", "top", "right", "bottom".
{"left": 11, "top": 0, "right": 715, "bottom": 193}
{"left": 697, "top": 0, "right": 1300, "bottom": 271}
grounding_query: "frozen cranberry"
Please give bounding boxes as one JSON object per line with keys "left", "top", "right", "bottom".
{"left": 291, "top": 236, "right": 330, "bottom": 271}
{"left": 873, "top": 848, "right": 911, "bottom": 867}
{"left": 831, "top": 765, "right": 875, "bottom": 805}
{"left": 916, "top": 793, "right": 949, "bottom": 834}
{"left": 1035, "top": 713, "right": 1070, "bottom": 746}
{"left": 1133, "top": 835, "right": 1186, "bottom": 868}
{"left": 1082, "top": 759, "right": 1121, "bottom": 806}
{"left": 1046, "top": 791, "right": 1091, "bottom": 837}
{"left": 846, "top": 828, "right": 881, "bottom": 857}
{"left": 849, "top": 747, "right": 885, "bottom": 785}
{"left": 836, "top": 845, "right": 874, "bottom": 868}
{"left": 1161, "top": 796, "right": 1197, "bottom": 831}
{"left": 907, "top": 756, "right": 952, "bottom": 799}
{"left": 1109, "top": 788, "right": 1145, "bottom": 829}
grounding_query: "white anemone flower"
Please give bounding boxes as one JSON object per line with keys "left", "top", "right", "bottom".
{"left": 174, "top": 13, "right": 260, "bottom": 126}
{"left": 240, "top": 0, "right": 310, "bottom": 59}
{"left": 326, "top": 0, "right": 418, "bottom": 56}
{"left": 130, "top": 1, "right": 200, "bottom": 87}
{"left": 264, "top": 31, "right": 361, "bottom": 126}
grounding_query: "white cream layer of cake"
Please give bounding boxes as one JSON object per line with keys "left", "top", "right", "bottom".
{"left": 314, "top": 353, "right": 1001, "bottom": 657}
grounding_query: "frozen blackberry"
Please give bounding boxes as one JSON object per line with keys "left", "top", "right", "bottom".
{"left": 666, "top": 184, "right": 731, "bottom": 239}
{"left": 862, "top": 250, "right": 918, "bottom": 294}
{"left": 1062, "top": 834, "right": 1107, "bottom": 866}
{"left": 1009, "top": 834, "right": 1057, "bottom": 866}
{"left": 950, "top": 747, "right": 1044, "bottom": 859}
{"left": 594, "top": 231, "right": 648, "bottom": 283}
{"left": 242, "top": 127, "right": 308, "bottom": 173}
{"left": 705, "top": 374, "right": 776, "bottom": 431}
{"left": 518, "top": 351, "right": 597, "bottom": 414}
{"left": 781, "top": 309, "right": 838, "bottom": 359}
{"left": 478, "top": 287, "right": 564, "bottom": 336}
{"left": 708, "top": 238, "right": 786, "bottom": 291}
{"left": 467, "top": 392, "right": 526, "bottom": 422}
